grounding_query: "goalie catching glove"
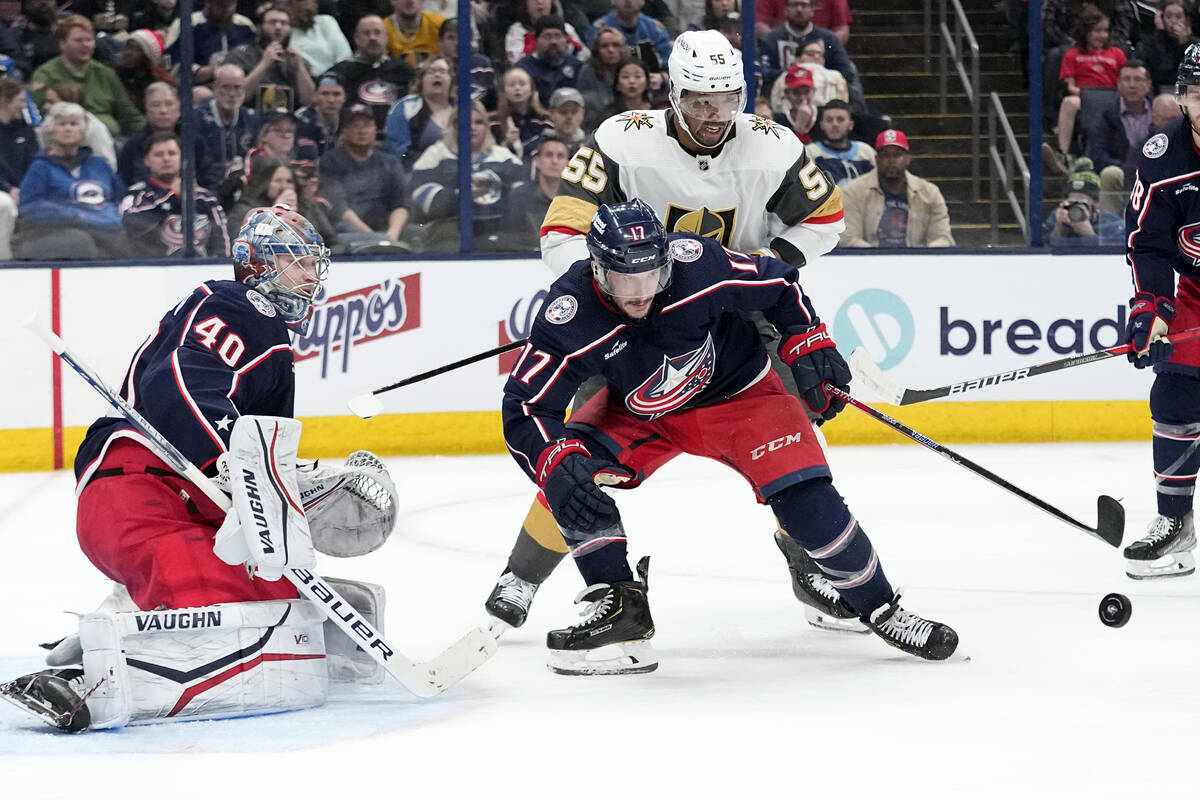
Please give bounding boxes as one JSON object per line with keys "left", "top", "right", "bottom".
{"left": 779, "top": 322, "right": 851, "bottom": 422}
{"left": 537, "top": 438, "right": 634, "bottom": 532}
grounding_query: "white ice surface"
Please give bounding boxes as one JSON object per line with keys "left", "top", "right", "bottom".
{"left": 0, "top": 442, "right": 1196, "bottom": 799}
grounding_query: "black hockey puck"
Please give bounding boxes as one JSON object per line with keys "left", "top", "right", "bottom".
{"left": 1099, "top": 593, "right": 1132, "bottom": 628}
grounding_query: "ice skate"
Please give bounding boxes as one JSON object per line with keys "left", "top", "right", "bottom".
{"left": 546, "top": 557, "right": 657, "bottom": 676}
{"left": 1125, "top": 512, "right": 1196, "bottom": 579}
{"left": 485, "top": 569, "right": 540, "bottom": 635}
{"left": 866, "top": 592, "right": 958, "bottom": 661}
{"left": 0, "top": 668, "right": 91, "bottom": 732}
{"left": 774, "top": 530, "right": 868, "bottom": 634}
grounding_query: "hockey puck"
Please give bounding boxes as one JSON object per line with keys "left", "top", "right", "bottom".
{"left": 1098, "top": 593, "right": 1132, "bottom": 628}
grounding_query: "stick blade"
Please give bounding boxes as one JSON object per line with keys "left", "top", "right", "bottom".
{"left": 1095, "top": 495, "right": 1125, "bottom": 548}
{"left": 848, "top": 347, "right": 904, "bottom": 405}
{"left": 405, "top": 626, "right": 498, "bottom": 697}
{"left": 347, "top": 392, "right": 385, "bottom": 420}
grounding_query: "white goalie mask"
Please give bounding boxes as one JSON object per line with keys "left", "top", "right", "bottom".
{"left": 668, "top": 29, "right": 747, "bottom": 150}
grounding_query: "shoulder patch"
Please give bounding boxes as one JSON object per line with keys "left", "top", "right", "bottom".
{"left": 616, "top": 111, "right": 654, "bottom": 131}
{"left": 247, "top": 289, "right": 277, "bottom": 317}
{"left": 544, "top": 295, "right": 578, "bottom": 324}
{"left": 749, "top": 115, "right": 783, "bottom": 138}
{"left": 1144, "top": 133, "right": 1169, "bottom": 159}
{"left": 669, "top": 239, "right": 704, "bottom": 262}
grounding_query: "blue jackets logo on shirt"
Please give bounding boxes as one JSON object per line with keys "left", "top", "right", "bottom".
{"left": 625, "top": 334, "right": 716, "bottom": 419}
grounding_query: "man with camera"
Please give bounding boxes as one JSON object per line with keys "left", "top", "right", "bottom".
{"left": 1042, "top": 161, "right": 1123, "bottom": 247}
{"left": 217, "top": 3, "right": 315, "bottom": 112}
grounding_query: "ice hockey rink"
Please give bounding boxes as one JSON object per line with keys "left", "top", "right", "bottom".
{"left": 1, "top": 441, "right": 1196, "bottom": 799}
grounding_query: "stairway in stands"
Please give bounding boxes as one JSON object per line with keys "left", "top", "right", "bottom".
{"left": 850, "top": 0, "right": 1027, "bottom": 246}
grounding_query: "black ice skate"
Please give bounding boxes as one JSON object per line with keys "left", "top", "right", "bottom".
{"left": 774, "top": 530, "right": 868, "bottom": 634}
{"left": 546, "top": 557, "right": 657, "bottom": 676}
{"left": 0, "top": 668, "right": 91, "bottom": 732}
{"left": 866, "top": 592, "right": 959, "bottom": 661}
{"left": 1124, "top": 512, "right": 1196, "bottom": 579}
{"left": 485, "top": 569, "right": 540, "bottom": 635}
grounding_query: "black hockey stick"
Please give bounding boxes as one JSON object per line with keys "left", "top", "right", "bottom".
{"left": 849, "top": 326, "right": 1200, "bottom": 406}
{"left": 826, "top": 385, "right": 1124, "bottom": 547}
{"left": 348, "top": 339, "right": 529, "bottom": 419}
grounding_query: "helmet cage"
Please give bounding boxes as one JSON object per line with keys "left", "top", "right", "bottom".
{"left": 668, "top": 30, "right": 746, "bottom": 150}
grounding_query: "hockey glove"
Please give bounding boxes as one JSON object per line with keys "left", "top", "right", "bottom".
{"left": 537, "top": 438, "right": 633, "bottom": 533}
{"left": 1127, "top": 292, "right": 1175, "bottom": 369}
{"left": 780, "top": 322, "right": 851, "bottom": 422}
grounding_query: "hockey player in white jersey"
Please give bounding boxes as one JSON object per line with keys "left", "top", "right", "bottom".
{"left": 485, "top": 30, "right": 858, "bottom": 639}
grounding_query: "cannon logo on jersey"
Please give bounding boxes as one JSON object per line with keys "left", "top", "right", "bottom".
{"left": 665, "top": 205, "right": 736, "bottom": 246}
{"left": 72, "top": 180, "right": 106, "bottom": 208}
{"left": 294, "top": 274, "right": 421, "bottom": 377}
{"left": 625, "top": 334, "right": 716, "bottom": 419}
{"left": 1177, "top": 222, "right": 1200, "bottom": 265}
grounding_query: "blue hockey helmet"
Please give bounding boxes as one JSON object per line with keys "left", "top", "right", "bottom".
{"left": 232, "top": 204, "right": 330, "bottom": 333}
{"left": 586, "top": 199, "right": 673, "bottom": 302}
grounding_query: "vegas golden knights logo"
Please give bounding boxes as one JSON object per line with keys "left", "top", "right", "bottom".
{"left": 664, "top": 205, "right": 737, "bottom": 246}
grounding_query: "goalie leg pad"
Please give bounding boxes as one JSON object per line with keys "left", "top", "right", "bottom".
{"left": 321, "top": 577, "right": 387, "bottom": 684}
{"left": 79, "top": 600, "right": 328, "bottom": 729}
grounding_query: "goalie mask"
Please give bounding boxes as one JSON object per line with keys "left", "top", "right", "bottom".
{"left": 232, "top": 205, "right": 330, "bottom": 335}
{"left": 668, "top": 29, "right": 746, "bottom": 151}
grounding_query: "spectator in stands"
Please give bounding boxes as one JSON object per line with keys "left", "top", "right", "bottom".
{"left": 773, "top": 62, "right": 816, "bottom": 143}
{"left": 813, "top": 0, "right": 851, "bottom": 45}
{"left": 0, "top": 75, "right": 36, "bottom": 260}
{"left": 295, "top": 72, "right": 345, "bottom": 155}
{"left": 493, "top": 65, "right": 551, "bottom": 157}
{"left": 1045, "top": 4, "right": 1127, "bottom": 175}
{"left": 576, "top": 24, "right": 627, "bottom": 128}
{"left": 544, "top": 86, "right": 585, "bottom": 148}
{"left": 806, "top": 98, "right": 874, "bottom": 187}
{"left": 120, "top": 130, "right": 229, "bottom": 258}
{"left": 0, "top": 1, "right": 26, "bottom": 75}
{"left": 699, "top": 0, "right": 738, "bottom": 31}
{"left": 319, "top": 102, "right": 409, "bottom": 241}
{"left": 437, "top": 17, "right": 495, "bottom": 109}
{"left": 196, "top": 63, "right": 261, "bottom": 183}
{"left": 505, "top": 131, "right": 567, "bottom": 248}
{"left": 840, "top": 128, "right": 955, "bottom": 248}
{"left": 219, "top": 5, "right": 316, "bottom": 112}
{"left": 407, "top": 98, "right": 525, "bottom": 251}
{"left": 1042, "top": 0, "right": 1137, "bottom": 54}
{"left": 246, "top": 107, "right": 319, "bottom": 173}
{"left": 1042, "top": 162, "right": 1123, "bottom": 247}
{"left": 114, "top": 29, "right": 175, "bottom": 114}
{"left": 18, "top": 0, "right": 61, "bottom": 74}
{"left": 585, "top": 0, "right": 671, "bottom": 74}
{"left": 1137, "top": 0, "right": 1197, "bottom": 92}
{"left": 289, "top": 158, "right": 340, "bottom": 247}
{"left": 505, "top": 0, "right": 587, "bottom": 66}
{"left": 1086, "top": 59, "right": 1152, "bottom": 213}
{"left": 386, "top": 54, "right": 455, "bottom": 165}
{"left": 760, "top": 0, "right": 858, "bottom": 99}
{"left": 331, "top": 14, "right": 416, "bottom": 134}
{"left": 515, "top": 14, "right": 583, "bottom": 107}
{"left": 165, "top": 0, "right": 256, "bottom": 86}
{"left": 384, "top": 0, "right": 445, "bottom": 67}
{"left": 599, "top": 57, "right": 653, "bottom": 120}
{"left": 288, "top": 0, "right": 352, "bottom": 77}
{"left": 774, "top": 39, "right": 847, "bottom": 108}
{"left": 119, "top": 82, "right": 220, "bottom": 189}
{"left": 226, "top": 156, "right": 335, "bottom": 245}
{"left": 129, "top": 0, "right": 178, "bottom": 34}
{"left": 30, "top": 15, "right": 145, "bottom": 137}
{"left": 40, "top": 80, "right": 117, "bottom": 169}
{"left": 14, "top": 101, "right": 129, "bottom": 259}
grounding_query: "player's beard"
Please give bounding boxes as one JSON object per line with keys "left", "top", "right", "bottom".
{"left": 683, "top": 113, "right": 732, "bottom": 149}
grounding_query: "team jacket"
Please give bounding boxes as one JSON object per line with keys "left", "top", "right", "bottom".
{"left": 540, "top": 109, "right": 844, "bottom": 275}
{"left": 119, "top": 179, "right": 231, "bottom": 257}
{"left": 74, "top": 280, "right": 296, "bottom": 490}
{"left": 502, "top": 234, "right": 820, "bottom": 482}
{"left": 18, "top": 148, "right": 124, "bottom": 229}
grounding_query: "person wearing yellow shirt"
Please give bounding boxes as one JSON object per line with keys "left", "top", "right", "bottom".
{"left": 384, "top": 0, "right": 445, "bottom": 67}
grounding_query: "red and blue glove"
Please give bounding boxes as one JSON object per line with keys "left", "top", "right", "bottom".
{"left": 536, "top": 439, "right": 634, "bottom": 532}
{"left": 780, "top": 322, "right": 851, "bottom": 422}
{"left": 1127, "top": 292, "right": 1175, "bottom": 369}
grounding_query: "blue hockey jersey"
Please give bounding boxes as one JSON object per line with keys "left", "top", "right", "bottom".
{"left": 502, "top": 234, "right": 820, "bottom": 482}
{"left": 74, "top": 280, "right": 296, "bottom": 488}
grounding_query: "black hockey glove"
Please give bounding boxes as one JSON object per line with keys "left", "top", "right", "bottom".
{"left": 780, "top": 322, "right": 851, "bottom": 423}
{"left": 1127, "top": 292, "right": 1175, "bottom": 369}
{"left": 537, "top": 439, "right": 634, "bottom": 532}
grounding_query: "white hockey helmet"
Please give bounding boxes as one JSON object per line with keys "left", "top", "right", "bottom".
{"left": 668, "top": 29, "right": 746, "bottom": 149}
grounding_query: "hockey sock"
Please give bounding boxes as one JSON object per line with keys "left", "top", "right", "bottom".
{"left": 1150, "top": 373, "right": 1200, "bottom": 518}
{"left": 767, "top": 479, "right": 893, "bottom": 616}
{"left": 505, "top": 497, "right": 569, "bottom": 584}
{"left": 562, "top": 519, "right": 633, "bottom": 586}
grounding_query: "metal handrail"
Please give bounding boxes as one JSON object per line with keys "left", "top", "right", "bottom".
{"left": 937, "top": 0, "right": 981, "bottom": 199}
{"left": 987, "top": 92, "right": 1031, "bottom": 244}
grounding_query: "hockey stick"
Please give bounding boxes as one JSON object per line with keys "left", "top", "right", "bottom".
{"left": 348, "top": 339, "right": 528, "bottom": 419}
{"left": 826, "top": 385, "right": 1124, "bottom": 547}
{"left": 25, "top": 317, "right": 497, "bottom": 698}
{"left": 848, "top": 326, "right": 1200, "bottom": 406}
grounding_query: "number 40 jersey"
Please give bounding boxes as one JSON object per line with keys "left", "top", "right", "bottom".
{"left": 539, "top": 109, "right": 845, "bottom": 275}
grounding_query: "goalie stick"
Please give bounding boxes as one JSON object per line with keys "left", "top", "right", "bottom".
{"left": 25, "top": 316, "right": 497, "bottom": 699}
{"left": 826, "top": 385, "right": 1124, "bottom": 547}
{"left": 848, "top": 326, "right": 1200, "bottom": 406}
{"left": 348, "top": 339, "right": 528, "bottom": 419}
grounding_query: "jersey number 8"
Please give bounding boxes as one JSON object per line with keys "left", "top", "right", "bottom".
{"left": 562, "top": 146, "right": 608, "bottom": 193}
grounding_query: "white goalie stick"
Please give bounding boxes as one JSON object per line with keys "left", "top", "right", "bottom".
{"left": 826, "top": 384, "right": 1124, "bottom": 547}
{"left": 25, "top": 317, "right": 497, "bottom": 698}
{"left": 848, "top": 326, "right": 1200, "bottom": 406}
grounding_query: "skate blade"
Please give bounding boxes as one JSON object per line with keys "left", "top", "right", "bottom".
{"left": 1125, "top": 552, "right": 1196, "bottom": 580}
{"left": 0, "top": 680, "right": 75, "bottom": 729}
{"left": 485, "top": 616, "right": 512, "bottom": 640}
{"left": 546, "top": 640, "right": 658, "bottom": 676}
{"left": 804, "top": 606, "right": 869, "bottom": 634}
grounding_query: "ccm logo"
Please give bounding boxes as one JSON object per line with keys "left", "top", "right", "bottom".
{"left": 786, "top": 330, "right": 830, "bottom": 358}
{"left": 751, "top": 432, "right": 803, "bottom": 460}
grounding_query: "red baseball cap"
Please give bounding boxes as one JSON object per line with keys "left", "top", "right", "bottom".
{"left": 875, "top": 129, "right": 910, "bottom": 151}
{"left": 785, "top": 64, "right": 815, "bottom": 89}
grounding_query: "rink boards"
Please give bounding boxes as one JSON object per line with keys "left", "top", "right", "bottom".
{"left": 0, "top": 251, "right": 1152, "bottom": 472}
